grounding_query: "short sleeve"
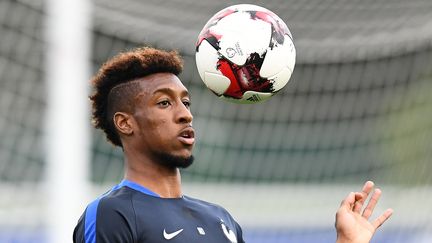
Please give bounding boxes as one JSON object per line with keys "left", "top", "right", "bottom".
{"left": 73, "top": 197, "right": 136, "bottom": 243}
{"left": 73, "top": 212, "right": 86, "bottom": 243}
{"left": 234, "top": 221, "right": 245, "bottom": 243}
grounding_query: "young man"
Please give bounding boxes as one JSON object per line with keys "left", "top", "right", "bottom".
{"left": 73, "top": 47, "right": 392, "bottom": 243}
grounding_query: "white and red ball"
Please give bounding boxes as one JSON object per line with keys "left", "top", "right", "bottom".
{"left": 195, "top": 4, "right": 296, "bottom": 104}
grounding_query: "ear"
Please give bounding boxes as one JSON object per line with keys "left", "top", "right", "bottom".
{"left": 113, "top": 112, "right": 134, "bottom": 136}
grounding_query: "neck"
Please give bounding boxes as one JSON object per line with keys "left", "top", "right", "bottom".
{"left": 123, "top": 150, "right": 183, "bottom": 198}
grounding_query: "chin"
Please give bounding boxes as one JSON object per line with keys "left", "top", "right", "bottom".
{"left": 153, "top": 151, "right": 195, "bottom": 169}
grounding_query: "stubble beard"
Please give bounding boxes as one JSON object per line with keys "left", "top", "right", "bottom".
{"left": 152, "top": 151, "right": 195, "bottom": 169}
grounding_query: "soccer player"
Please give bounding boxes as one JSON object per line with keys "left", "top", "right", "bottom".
{"left": 73, "top": 47, "right": 392, "bottom": 243}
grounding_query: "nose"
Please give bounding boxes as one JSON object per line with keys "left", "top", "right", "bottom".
{"left": 176, "top": 102, "right": 193, "bottom": 124}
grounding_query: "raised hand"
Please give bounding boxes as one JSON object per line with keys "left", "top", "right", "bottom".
{"left": 335, "top": 181, "right": 393, "bottom": 243}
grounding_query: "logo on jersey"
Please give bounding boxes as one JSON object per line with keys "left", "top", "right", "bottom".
{"left": 220, "top": 220, "right": 237, "bottom": 243}
{"left": 163, "top": 228, "right": 183, "bottom": 240}
{"left": 197, "top": 227, "right": 206, "bottom": 235}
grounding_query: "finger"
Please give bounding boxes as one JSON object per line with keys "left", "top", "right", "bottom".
{"left": 340, "top": 192, "right": 355, "bottom": 208}
{"left": 372, "top": 208, "right": 393, "bottom": 229}
{"left": 353, "top": 192, "right": 364, "bottom": 213}
{"left": 354, "top": 181, "right": 374, "bottom": 213}
{"left": 362, "top": 188, "right": 382, "bottom": 219}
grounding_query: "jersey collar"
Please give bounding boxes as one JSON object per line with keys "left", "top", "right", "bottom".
{"left": 114, "top": 179, "right": 161, "bottom": 197}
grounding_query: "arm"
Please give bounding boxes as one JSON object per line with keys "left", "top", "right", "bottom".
{"left": 335, "top": 181, "right": 393, "bottom": 243}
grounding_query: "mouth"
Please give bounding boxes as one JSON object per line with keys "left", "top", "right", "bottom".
{"left": 178, "top": 127, "right": 195, "bottom": 145}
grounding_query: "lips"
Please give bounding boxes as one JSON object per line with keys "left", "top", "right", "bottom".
{"left": 178, "top": 127, "right": 195, "bottom": 145}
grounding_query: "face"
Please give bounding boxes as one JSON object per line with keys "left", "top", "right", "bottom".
{"left": 131, "top": 73, "right": 195, "bottom": 168}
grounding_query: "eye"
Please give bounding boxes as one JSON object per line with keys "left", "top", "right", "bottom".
{"left": 182, "top": 100, "right": 191, "bottom": 108}
{"left": 157, "top": 100, "right": 171, "bottom": 108}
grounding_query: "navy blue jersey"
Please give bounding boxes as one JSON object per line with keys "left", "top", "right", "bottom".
{"left": 73, "top": 180, "right": 244, "bottom": 243}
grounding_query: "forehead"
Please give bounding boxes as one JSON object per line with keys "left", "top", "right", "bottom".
{"left": 136, "top": 73, "right": 188, "bottom": 96}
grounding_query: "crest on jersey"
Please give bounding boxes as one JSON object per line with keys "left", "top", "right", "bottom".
{"left": 220, "top": 219, "right": 237, "bottom": 243}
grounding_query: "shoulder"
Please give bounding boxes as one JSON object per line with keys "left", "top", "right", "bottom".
{"left": 98, "top": 186, "right": 136, "bottom": 211}
{"left": 86, "top": 186, "right": 137, "bottom": 221}
{"left": 73, "top": 187, "right": 138, "bottom": 243}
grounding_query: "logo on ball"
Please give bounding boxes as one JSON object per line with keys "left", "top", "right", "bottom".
{"left": 226, "top": 48, "right": 236, "bottom": 58}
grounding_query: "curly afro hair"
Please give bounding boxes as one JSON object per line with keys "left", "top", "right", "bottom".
{"left": 90, "top": 47, "right": 184, "bottom": 147}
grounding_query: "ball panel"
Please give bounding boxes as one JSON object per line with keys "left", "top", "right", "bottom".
{"left": 231, "top": 4, "right": 270, "bottom": 12}
{"left": 203, "top": 72, "right": 231, "bottom": 95}
{"left": 220, "top": 90, "right": 273, "bottom": 104}
{"left": 196, "top": 8, "right": 235, "bottom": 50}
{"left": 217, "top": 53, "right": 274, "bottom": 99}
{"left": 285, "top": 37, "right": 296, "bottom": 72}
{"left": 268, "top": 67, "right": 293, "bottom": 92}
{"left": 260, "top": 34, "right": 296, "bottom": 78}
{"left": 216, "top": 12, "right": 271, "bottom": 66}
{"left": 195, "top": 39, "right": 220, "bottom": 81}
{"left": 241, "top": 91, "right": 273, "bottom": 103}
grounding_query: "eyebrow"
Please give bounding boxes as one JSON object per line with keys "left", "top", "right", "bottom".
{"left": 152, "top": 87, "right": 190, "bottom": 98}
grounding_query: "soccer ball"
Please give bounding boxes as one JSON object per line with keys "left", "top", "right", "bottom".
{"left": 195, "top": 4, "right": 296, "bottom": 104}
